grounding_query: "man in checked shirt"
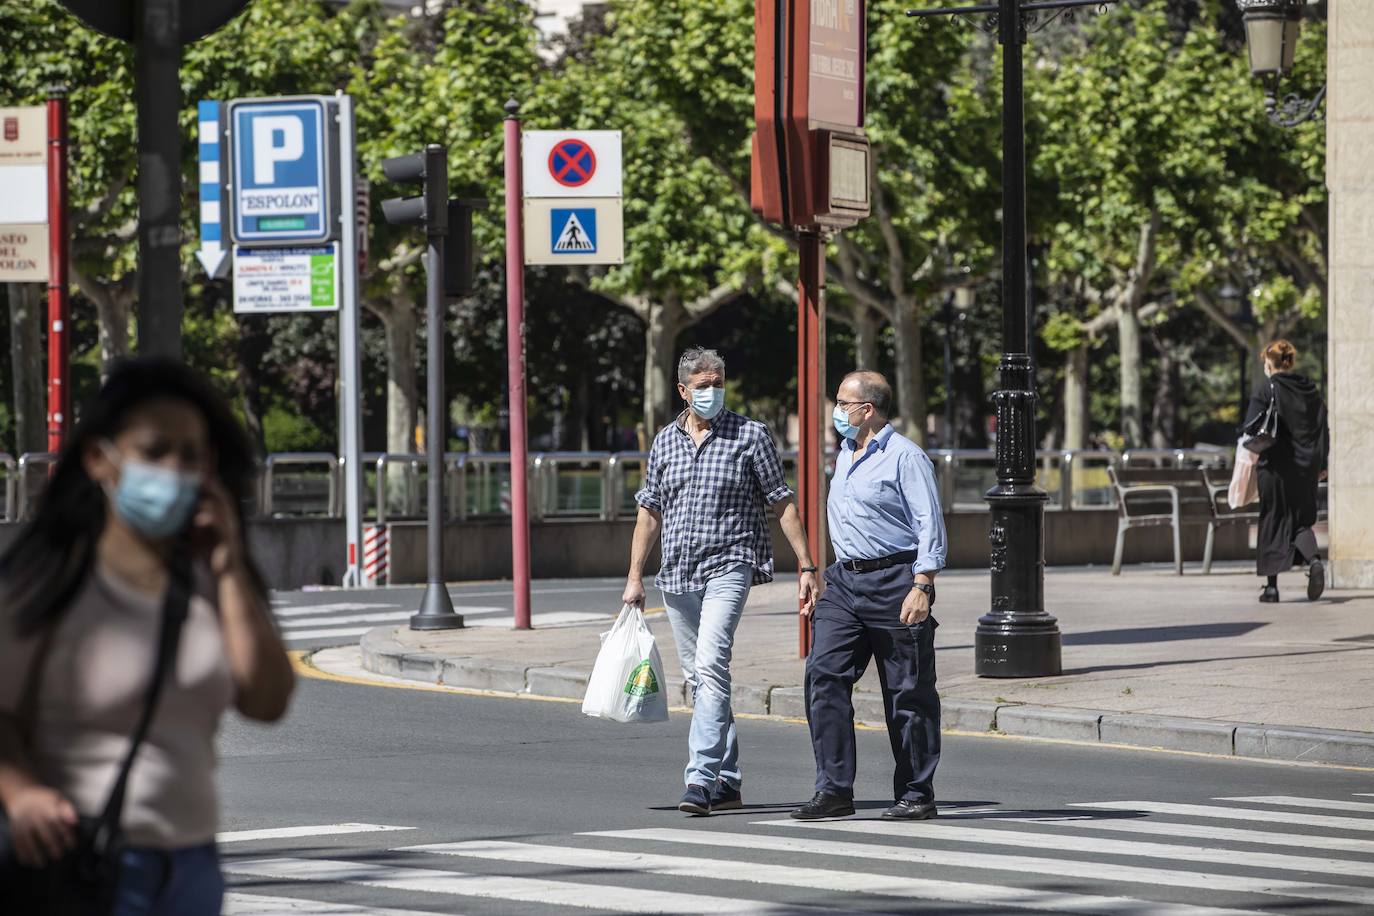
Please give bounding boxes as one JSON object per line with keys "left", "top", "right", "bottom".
{"left": 793, "top": 369, "right": 947, "bottom": 822}
{"left": 623, "top": 347, "right": 819, "bottom": 816}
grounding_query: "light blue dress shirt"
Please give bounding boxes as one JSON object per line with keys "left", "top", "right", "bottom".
{"left": 827, "top": 423, "right": 948, "bottom": 576}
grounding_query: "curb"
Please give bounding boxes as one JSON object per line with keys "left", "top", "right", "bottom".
{"left": 359, "top": 627, "right": 1374, "bottom": 769}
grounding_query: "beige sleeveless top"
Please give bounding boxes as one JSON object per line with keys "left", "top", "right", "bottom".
{"left": 0, "top": 564, "right": 235, "bottom": 848}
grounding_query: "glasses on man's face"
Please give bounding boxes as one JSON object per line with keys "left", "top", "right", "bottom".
{"left": 835, "top": 400, "right": 869, "bottom": 410}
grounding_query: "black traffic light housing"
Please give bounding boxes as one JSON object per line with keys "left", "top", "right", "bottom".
{"left": 445, "top": 198, "right": 488, "bottom": 300}
{"left": 381, "top": 145, "right": 448, "bottom": 236}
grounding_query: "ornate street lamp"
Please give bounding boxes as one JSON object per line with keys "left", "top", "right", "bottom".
{"left": 1236, "top": 0, "right": 1326, "bottom": 127}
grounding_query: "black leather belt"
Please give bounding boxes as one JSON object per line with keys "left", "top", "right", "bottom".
{"left": 840, "top": 550, "right": 918, "bottom": 573}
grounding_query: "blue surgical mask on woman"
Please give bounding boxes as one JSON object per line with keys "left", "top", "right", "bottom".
{"left": 101, "top": 443, "right": 203, "bottom": 539}
{"left": 832, "top": 405, "right": 861, "bottom": 440}
{"left": 689, "top": 386, "right": 725, "bottom": 420}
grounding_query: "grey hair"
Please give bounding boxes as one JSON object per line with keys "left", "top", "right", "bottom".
{"left": 677, "top": 347, "right": 726, "bottom": 385}
{"left": 843, "top": 370, "right": 893, "bottom": 417}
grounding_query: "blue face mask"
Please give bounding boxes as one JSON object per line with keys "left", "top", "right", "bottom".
{"left": 102, "top": 444, "right": 202, "bottom": 540}
{"left": 689, "top": 386, "right": 725, "bottom": 420}
{"left": 833, "top": 404, "right": 861, "bottom": 440}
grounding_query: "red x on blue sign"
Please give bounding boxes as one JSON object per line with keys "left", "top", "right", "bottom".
{"left": 548, "top": 138, "right": 597, "bottom": 188}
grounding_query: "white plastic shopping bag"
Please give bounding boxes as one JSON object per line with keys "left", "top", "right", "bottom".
{"left": 581, "top": 603, "right": 670, "bottom": 723}
{"left": 1228, "top": 437, "right": 1259, "bottom": 509}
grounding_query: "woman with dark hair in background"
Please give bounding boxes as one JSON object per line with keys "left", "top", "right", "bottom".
{"left": 1246, "top": 340, "right": 1329, "bottom": 604}
{"left": 0, "top": 358, "right": 295, "bottom": 914}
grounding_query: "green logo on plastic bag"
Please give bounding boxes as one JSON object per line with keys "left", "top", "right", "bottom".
{"left": 624, "top": 660, "right": 660, "bottom": 697}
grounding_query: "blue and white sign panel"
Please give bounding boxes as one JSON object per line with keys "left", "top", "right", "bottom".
{"left": 229, "top": 98, "right": 334, "bottom": 245}
{"left": 551, "top": 208, "right": 596, "bottom": 254}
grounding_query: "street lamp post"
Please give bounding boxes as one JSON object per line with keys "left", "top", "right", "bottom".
{"left": 1235, "top": 0, "right": 1325, "bottom": 127}
{"left": 908, "top": 0, "right": 1116, "bottom": 677}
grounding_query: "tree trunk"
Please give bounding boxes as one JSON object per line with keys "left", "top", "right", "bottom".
{"left": 1149, "top": 344, "right": 1181, "bottom": 448}
{"left": 1117, "top": 304, "right": 1142, "bottom": 448}
{"left": 1063, "top": 343, "right": 1089, "bottom": 451}
{"left": 98, "top": 289, "right": 131, "bottom": 366}
{"left": 642, "top": 298, "right": 683, "bottom": 434}
{"left": 7, "top": 284, "right": 46, "bottom": 454}
{"left": 890, "top": 297, "right": 925, "bottom": 444}
{"left": 379, "top": 303, "right": 419, "bottom": 456}
{"left": 852, "top": 306, "right": 880, "bottom": 370}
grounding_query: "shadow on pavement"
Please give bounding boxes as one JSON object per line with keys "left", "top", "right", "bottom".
{"left": 1062, "top": 622, "right": 1267, "bottom": 646}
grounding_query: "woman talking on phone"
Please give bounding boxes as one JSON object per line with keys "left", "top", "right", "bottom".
{"left": 0, "top": 358, "right": 295, "bottom": 915}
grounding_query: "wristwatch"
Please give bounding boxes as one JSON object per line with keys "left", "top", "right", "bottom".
{"left": 800, "top": 565, "right": 818, "bottom": 573}
{"left": 913, "top": 581, "right": 936, "bottom": 605}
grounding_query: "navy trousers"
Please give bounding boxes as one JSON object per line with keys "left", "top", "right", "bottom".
{"left": 805, "top": 562, "right": 940, "bottom": 803}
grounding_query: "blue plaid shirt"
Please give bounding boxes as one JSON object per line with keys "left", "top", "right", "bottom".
{"left": 636, "top": 409, "right": 794, "bottom": 593}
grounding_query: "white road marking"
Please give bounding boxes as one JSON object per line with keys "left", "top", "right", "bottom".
{"left": 1071, "top": 801, "right": 1374, "bottom": 833}
{"left": 223, "top": 893, "right": 443, "bottom": 915}
{"left": 1217, "top": 795, "right": 1374, "bottom": 814}
{"left": 748, "top": 817, "right": 1374, "bottom": 878}
{"left": 408, "top": 840, "right": 1267, "bottom": 916}
{"left": 218, "top": 824, "right": 414, "bottom": 844}
{"left": 223, "top": 857, "right": 798, "bottom": 914}
{"left": 991, "top": 814, "right": 1374, "bottom": 855}
{"left": 273, "top": 603, "right": 400, "bottom": 618}
{"left": 583, "top": 828, "right": 1374, "bottom": 908}
{"left": 280, "top": 612, "right": 416, "bottom": 629}
{"left": 283, "top": 626, "right": 374, "bottom": 642}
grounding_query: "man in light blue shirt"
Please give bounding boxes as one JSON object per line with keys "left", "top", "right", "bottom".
{"left": 793, "top": 370, "right": 947, "bottom": 821}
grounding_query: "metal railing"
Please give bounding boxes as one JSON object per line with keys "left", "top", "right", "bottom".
{"left": 0, "top": 446, "right": 1240, "bottom": 524}
{"left": 261, "top": 453, "right": 341, "bottom": 518}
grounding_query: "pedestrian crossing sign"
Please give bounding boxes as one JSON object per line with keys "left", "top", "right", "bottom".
{"left": 551, "top": 208, "right": 597, "bottom": 254}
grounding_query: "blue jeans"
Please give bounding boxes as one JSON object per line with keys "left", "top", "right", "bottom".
{"left": 663, "top": 564, "right": 752, "bottom": 790}
{"left": 113, "top": 843, "right": 223, "bottom": 916}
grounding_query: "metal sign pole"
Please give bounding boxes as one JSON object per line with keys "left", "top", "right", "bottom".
{"left": 336, "top": 93, "right": 365, "bottom": 588}
{"left": 505, "top": 100, "right": 532, "bottom": 630}
{"left": 45, "top": 87, "right": 69, "bottom": 452}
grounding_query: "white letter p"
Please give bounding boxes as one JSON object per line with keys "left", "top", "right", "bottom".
{"left": 252, "top": 116, "right": 304, "bottom": 184}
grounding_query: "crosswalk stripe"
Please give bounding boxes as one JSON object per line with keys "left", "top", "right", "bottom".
{"left": 282, "top": 626, "right": 375, "bottom": 641}
{"left": 585, "top": 828, "right": 1374, "bottom": 908}
{"left": 991, "top": 814, "right": 1374, "bottom": 855}
{"left": 223, "top": 856, "right": 797, "bottom": 914}
{"left": 273, "top": 603, "right": 399, "bottom": 618}
{"left": 747, "top": 817, "right": 1374, "bottom": 878}
{"left": 223, "top": 892, "right": 445, "bottom": 915}
{"left": 218, "top": 824, "right": 414, "bottom": 843}
{"left": 280, "top": 612, "right": 414, "bottom": 629}
{"left": 1217, "top": 795, "right": 1374, "bottom": 814}
{"left": 1072, "top": 801, "right": 1374, "bottom": 833}
{"left": 407, "top": 839, "right": 1267, "bottom": 916}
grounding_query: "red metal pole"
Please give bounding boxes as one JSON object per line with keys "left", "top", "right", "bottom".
{"left": 46, "top": 89, "right": 69, "bottom": 452}
{"left": 504, "top": 100, "right": 532, "bottom": 630}
{"left": 797, "top": 229, "right": 824, "bottom": 658}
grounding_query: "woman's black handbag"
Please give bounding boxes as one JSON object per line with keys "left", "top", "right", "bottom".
{"left": 1241, "top": 382, "right": 1281, "bottom": 454}
{"left": 0, "top": 561, "right": 191, "bottom": 915}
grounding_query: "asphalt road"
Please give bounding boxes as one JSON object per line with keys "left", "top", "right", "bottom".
{"left": 270, "top": 577, "right": 660, "bottom": 651}
{"left": 217, "top": 673, "right": 1374, "bottom": 915}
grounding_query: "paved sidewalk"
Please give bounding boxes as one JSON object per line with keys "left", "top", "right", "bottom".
{"left": 338, "top": 562, "right": 1374, "bottom": 767}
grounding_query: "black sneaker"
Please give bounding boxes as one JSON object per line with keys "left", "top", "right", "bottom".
{"left": 678, "top": 784, "right": 711, "bottom": 816}
{"left": 710, "top": 781, "right": 743, "bottom": 811}
{"left": 790, "top": 792, "right": 855, "bottom": 820}
{"left": 883, "top": 800, "right": 938, "bottom": 820}
{"left": 1308, "top": 560, "right": 1325, "bottom": 601}
{"left": 1259, "top": 585, "right": 1279, "bottom": 603}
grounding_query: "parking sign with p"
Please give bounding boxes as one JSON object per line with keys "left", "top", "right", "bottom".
{"left": 229, "top": 98, "right": 336, "bottom": 245}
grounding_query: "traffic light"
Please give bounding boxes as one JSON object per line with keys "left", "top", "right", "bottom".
{"left": 380, "top": 145, "right": 447, "bottom": 236}
{"left": 444, "top": 199, "right": 488, "bottom": 300}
